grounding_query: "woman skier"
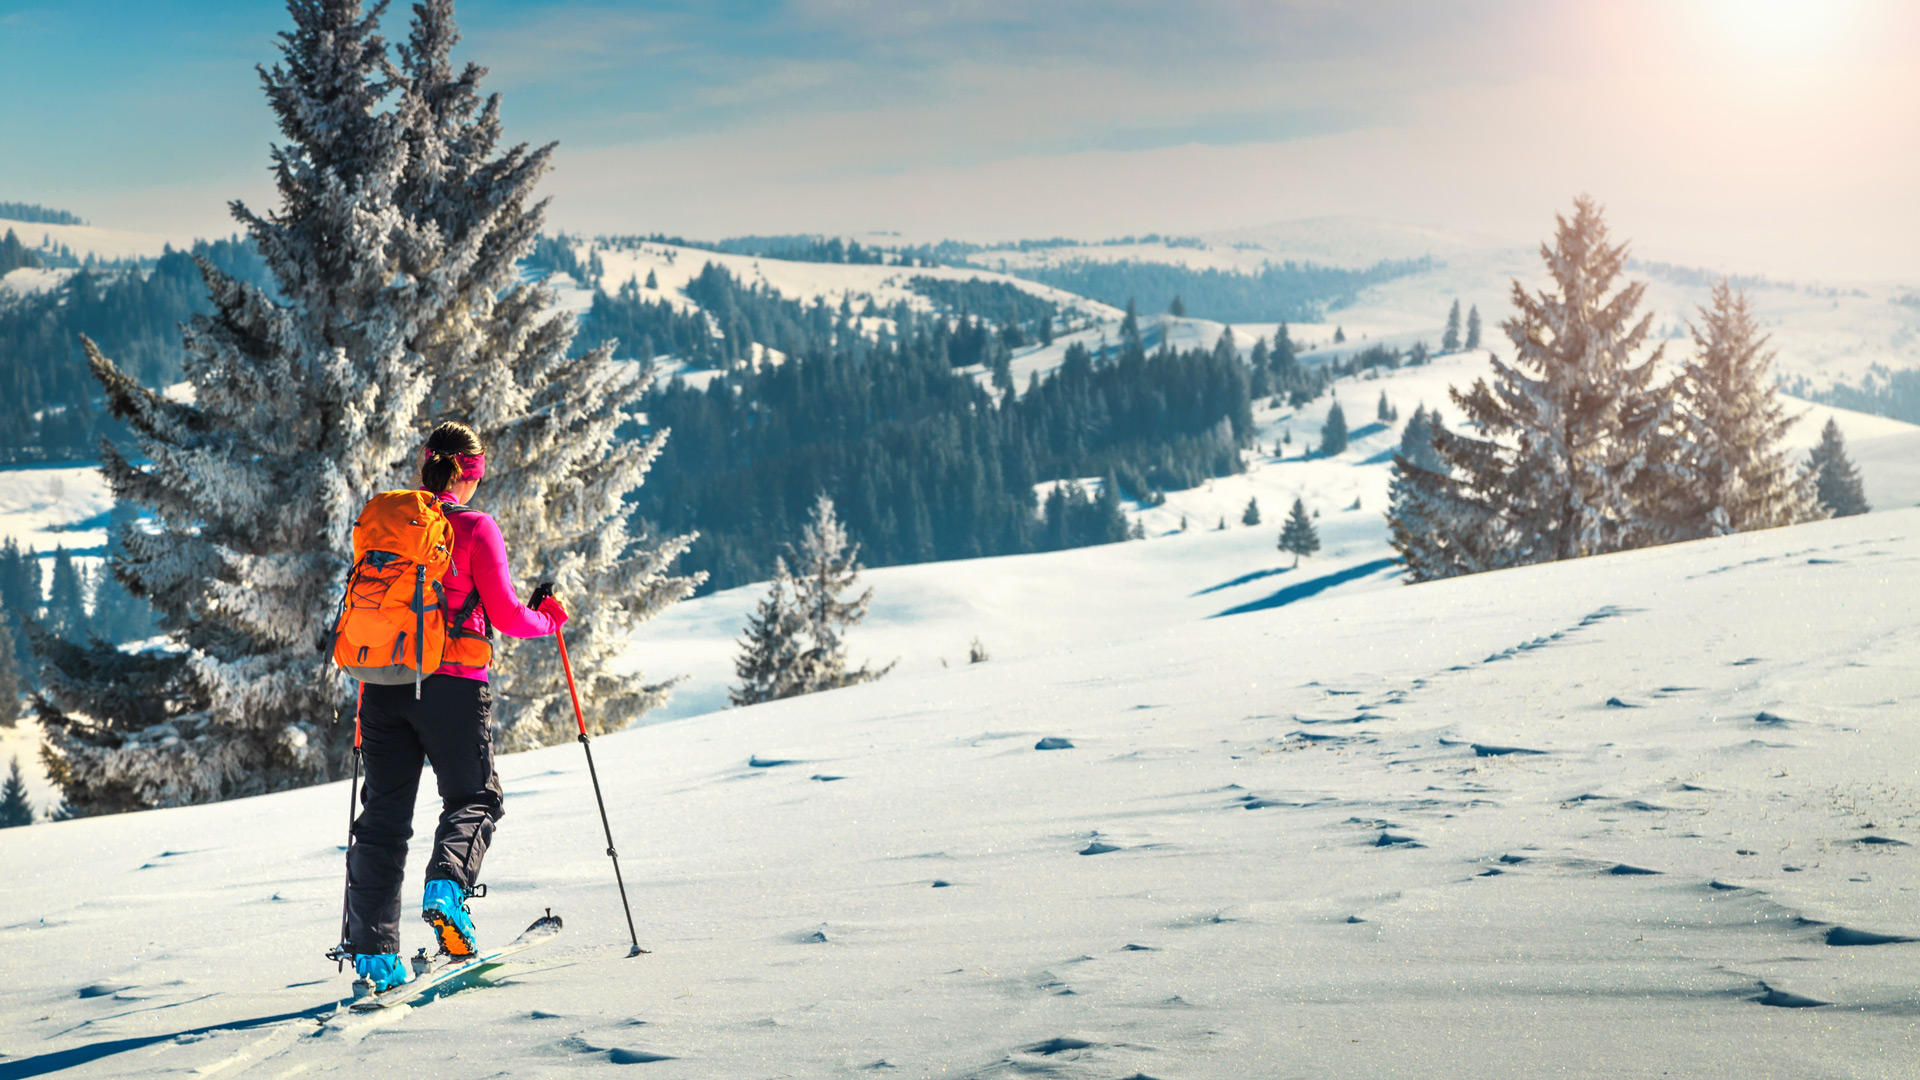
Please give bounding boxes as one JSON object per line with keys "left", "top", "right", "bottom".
{"left": 347, "top": 421, "right": 568, "bottom": 992}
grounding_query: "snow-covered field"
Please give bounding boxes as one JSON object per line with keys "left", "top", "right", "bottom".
{"left": 4, "top": 505, "right": 1919, "bottom": 1077}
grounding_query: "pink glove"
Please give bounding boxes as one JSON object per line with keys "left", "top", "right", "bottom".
{"left": 538, "top": 595, "right": 569, "bottom": 633}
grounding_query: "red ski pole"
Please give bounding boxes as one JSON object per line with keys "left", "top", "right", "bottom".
{"left": 533, "top": 583, "right": 647, "bottom": 958}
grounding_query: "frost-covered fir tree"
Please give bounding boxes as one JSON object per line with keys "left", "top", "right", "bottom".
{"left": 0, "top": 756, "right": 31, "bottom": 827}
{"left": 731, "top": 496, "right": 891, "bottom": 704}
{"left": 790, "top": 495, "right": 892, "bottom": 694}
{"left": 1242, "top": 498, "right": 1261, "bottom": 526}
{"left": 729, "top": 558, "right": 806, "bottom": 707}
{"left": 1807, "top": 418, "right": 1869, "bottom": 517}
{"left": 1650, "top": 282, "right": 1822, "bottom": 540}
{"left": 1388, "top": 197, "right": 1671, "bottom": 581}
{"left": 1465, "top": 304, "right": 1483, "bottom": 350}
{"left": 1319, "top": 400, "right": 1348, "bottom": 456}
{"left": 37, "top": 0, "right": 696, "bottom": 813}
{"left": 1279, "top": 498, "right": 1319, "bottom": 567}
{"left": 1443, "top": 299, "right": 1462, "bottom": 351}
{"left": 1376, "top": 392, "right": 1396, "bottom": 423}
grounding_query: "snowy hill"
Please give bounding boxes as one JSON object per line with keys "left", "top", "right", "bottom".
{"left": 624, "top": 349, "right": 1920, "bottom": 722}
{"left": 4, "top": 507, "right": 1919, "bottom": 1077}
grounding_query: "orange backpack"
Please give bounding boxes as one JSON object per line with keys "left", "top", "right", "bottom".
{"left": 330, "top": 490, "right": 486, "bottom": 696}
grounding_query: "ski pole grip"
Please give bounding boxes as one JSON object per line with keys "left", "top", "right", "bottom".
{"left": 528, "top": 581, "right": 555, "bottom": 611}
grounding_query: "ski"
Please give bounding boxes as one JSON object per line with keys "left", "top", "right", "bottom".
{"left": 347, "top": 910, "right": 563, "bottom": 1012}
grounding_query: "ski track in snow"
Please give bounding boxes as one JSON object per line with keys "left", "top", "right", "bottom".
{"left": 4, "top": 509, "right": 1920, "bottom": 1077}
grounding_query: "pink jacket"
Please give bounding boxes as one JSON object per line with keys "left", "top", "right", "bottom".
{"left": 434, "top": 491, "right": 565, "bottom": 682}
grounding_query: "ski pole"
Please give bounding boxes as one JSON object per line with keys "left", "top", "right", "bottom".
{"left": 329, "top": 684, "right": 364, "bottom": 969}
{"left": 532, "top": 582, "right": 647, "bottom": 958}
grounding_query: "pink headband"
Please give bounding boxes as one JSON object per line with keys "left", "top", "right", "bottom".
{"left": 422, "top": 446, "right": 487, "bottom": 481}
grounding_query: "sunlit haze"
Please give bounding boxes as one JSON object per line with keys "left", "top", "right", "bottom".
{"left": 0, "top": 0, "right": 1915, "bottom": 277}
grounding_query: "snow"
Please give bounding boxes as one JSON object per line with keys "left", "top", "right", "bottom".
{"left": 0, "top": 463, "right": 113, "bottom": 555}
{"left": 5, "top": 505, "right": 1920, "bottom": 1076}
{"left": 0, "top": 266, "right": 74, "bottom": 298}
{"left": 582, "top": 240, "right": 1117, "bottom": 337}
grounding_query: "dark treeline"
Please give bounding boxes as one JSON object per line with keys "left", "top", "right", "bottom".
{"left": 0, "top": 230, "right": 37, "bottom": 275}
{"left": 633, "top": 271, "right": 1254, "bottom": 593}
{"left": 1008, "top": 257, "right": 1433, "bottom": 324}
{"left": 0, "top": 238, "right": 270, "bottom": 458}
{"left": 0, "top": 202, "right": 85, "bottom": 226}
{"left": 905, "top": 276, "right": 1057, "bottom": 332}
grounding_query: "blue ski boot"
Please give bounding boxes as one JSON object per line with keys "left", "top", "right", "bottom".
{"left": 354, "top": 952, "right": 410, "bottom": 994}
{"left": 421, "top": 879, "right": 478, "bottom": 958}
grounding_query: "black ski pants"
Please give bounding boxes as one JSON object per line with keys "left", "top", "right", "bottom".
{"left": 346, "top": 675, "right": 505, "bottom": 954}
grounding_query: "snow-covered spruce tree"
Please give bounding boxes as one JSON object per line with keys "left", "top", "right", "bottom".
{"left": 1443, "top": 299, "right": 1462, "bottom": 351}
{"left": 729, "top": 558, "right": 806, "bottom": 707}
{"left": 1318, "top": 400, "right": 1348, "bottom": 456}
{"left": 1241, "top": 498, "right": 1261, "bottom": 526}
{"left": 1652, "top": 282, "right": 1822, "bottom": 540}
{"left": 789, "top": 495, "right": 893, "bottom": 695}
{"left": 1807, "top": 417, "right": 1870, "bottom": 517}
{"left": 1388, "top": 196, "right": 1671, "bottom": 581}
{"left": 0, "top": 757, "right": 31, "bottom": 827}
{"left": 392, "top": 0, "right": 696, "bottom": 749}
{"left": 37, "top": 0, "right": 694, "bottom": 813}
{"left": 1465, "top": 304, "right": 1482, "bottom": 350}
{"left": 1278, "top": 497, "right": 1319, "bottom": 567}
{"left": 729, "top": 496, "right": 891, "bottom": 705}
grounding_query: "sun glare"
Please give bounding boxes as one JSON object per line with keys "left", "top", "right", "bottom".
{"left": 1713, "top": 0, "right": 1851, "bottom": 55}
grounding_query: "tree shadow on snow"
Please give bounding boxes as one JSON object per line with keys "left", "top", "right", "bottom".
{"left": 0, "top": 1002, "right": 336, "bottom": 1080}
{"left": 1209, "top": 558, "right": 1400, "bottom": 617}
{"left": 1192, "top": 565, "right": 1296, "bottom": 597}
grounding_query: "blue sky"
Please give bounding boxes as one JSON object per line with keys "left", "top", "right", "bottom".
{"left": 2, "top": 1, "right": 1916, "bottom": 276}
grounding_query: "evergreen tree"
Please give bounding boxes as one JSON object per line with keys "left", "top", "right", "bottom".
{"left": 1465, "top": 304, "right": 1482, "bottom": 349}
{"left": 644, "top": 268, "right": 658, "bottom": 289}
{"left": 1333, "top": 326, "right": 1345, "bottom": 344}
{"left": 1168, "top": 294, "right": 1186, "bottom": 317}
{"left": 787, "top": 495, "right": 892, "bottom": 695}
{"left": 1389, "top": 196, "right": 1671, "bottom": 580}
{"left": 0, "top": 756, "right": 30, "bottom": 827}
{"left": 38, "top": 0, "right": 695, "bottom": 814}
{"left": 44, "top": 548, "right": 87, "bottom": 643}
{"left": 0, "top": 620, "right": 19, "bottom": 727}
{"left": 1807, "top": 418, "right": 1869, "bottom": 517}
{"left": 729, "top": 557, "right": 806, "bottom": 706}
{"left": 1242, "top": 497, "right": 1261, "bottom": 526}
{"left": 1376, "top": 392, "right": 1393, "bottom": 423}
{"left": 1319, "top": 400, "right": 1348, "bottom": 456}
{"left": 1652, "top": 282, "right": 1822, "bottom": 539}
{"left": 1396, "top": 405, "right": 1447, "bottom": 473}
{"left": 1278, "top": 498, "right": 1319, "bottom": 567}
{"left": 1442, "top": 299, "right": 1462, "bottom": 351}
{"left": 1038, "top": 313, "right": 1054, "bottom": 346}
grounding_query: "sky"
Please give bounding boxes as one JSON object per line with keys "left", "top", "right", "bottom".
{"left": 1, "top": 0, "right": 1917, "bottom": 279}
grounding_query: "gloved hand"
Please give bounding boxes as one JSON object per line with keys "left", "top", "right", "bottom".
{"left": 537, "top": 594, "right": 569, "bottom": 632}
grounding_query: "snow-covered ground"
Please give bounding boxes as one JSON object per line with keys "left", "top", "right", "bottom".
{"left": 4, "top": 506, "right": 1919, "bottom": 1077}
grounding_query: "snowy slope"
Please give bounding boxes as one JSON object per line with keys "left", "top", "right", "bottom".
{"left": 4, "top": 508, "right": 1919, "bottom": 1077}
{"left": 626, "top": 350, "right": 1920, "bottom": 724}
